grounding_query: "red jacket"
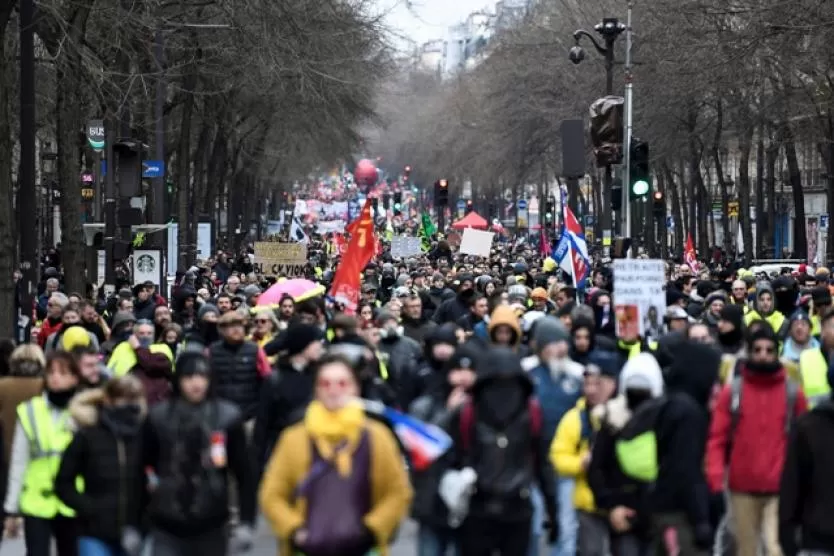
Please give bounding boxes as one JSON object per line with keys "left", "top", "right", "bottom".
{"left": 37, "top": 318, "right": 62, "bottom": 348}
{"left": 706, "top": 367, "right": 807, "bottom": 494}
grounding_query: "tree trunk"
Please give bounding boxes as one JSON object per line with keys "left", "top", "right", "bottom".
{"left": 0, "top": 4, "right": 18, "bottom": 337}
{"left": 784, "top": 130, "right": 806, "bottom": 260}
{"left": 664, "top": 164, "right": 683, "bottom": 253}
{"left": 176, "top": 70, "right": 197, "bottom": 270}
{"left": 56, "top": 1, "right": 94, "bottom": 295}
{"left": 710, "top": 106, "right": 732, "bottom": 256}
{"left": 755, "top": 135, "right": 766, "bottom": 257}
{"left": 738, "top": 127, "right": 755, "bottom": 265}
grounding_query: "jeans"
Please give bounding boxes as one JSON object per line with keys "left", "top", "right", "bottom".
{"left": 78, "top": 537, "right": 126, "bottom": 556}
{"left": 417, "top": 524, "right": 460, "bottom": 556}
{"left": 529, "top": 487, "right": 544, "bottom": 556}
{"left": 550, "top": 478, "right": 577, "bottom": 556}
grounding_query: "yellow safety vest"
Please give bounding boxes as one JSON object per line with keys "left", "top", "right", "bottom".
{"left": 799, "top": 348, "right": 831, "bottom": 408}
{"left": 16, "top": 397, "right": 81, "bottom": 518}
{"left": 108, "top": 341, "right": 174, "bottom": 378}
{"left": 617, "top": 340, "right": 657, "bottom": 360}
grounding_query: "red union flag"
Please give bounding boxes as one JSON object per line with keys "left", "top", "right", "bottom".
{"left": 684, "top": 233, "right": 699, "bottom": 273}
{"left": 330, "top": 199, "right": 376, "bottom": 313}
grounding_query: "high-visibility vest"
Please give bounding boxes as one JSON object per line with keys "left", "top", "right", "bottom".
{"left": 799, "top": 348, "right": 831, "bottom": 408}
{"left": 108, "top": 341, "right": 174, "bottom": 377}
{"left": 16, "top": 397, "right": 81, "bottom": 518}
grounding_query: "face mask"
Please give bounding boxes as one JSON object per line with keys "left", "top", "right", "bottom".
{"left": 47, "top": 388, "right": 77, "bottom": 409}
{"left": 137, "top": 337, "right": 152, "bottom": 348}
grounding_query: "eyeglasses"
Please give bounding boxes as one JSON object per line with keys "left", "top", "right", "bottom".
{"left": 317, "top": 377, "right": 350, "bottom": 390}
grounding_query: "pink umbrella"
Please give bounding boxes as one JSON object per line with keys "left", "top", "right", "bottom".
{"left": 257, "top": 279, "right": 326, "bottom": 306}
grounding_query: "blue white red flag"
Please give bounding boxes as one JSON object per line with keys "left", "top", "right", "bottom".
{"left": 361, "top": 399, "right": 452, "bottom": 471}
{"left": 552, "top": 187, "right": 590, "bottom": 287}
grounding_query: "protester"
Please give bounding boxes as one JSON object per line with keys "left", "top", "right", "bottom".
{"left": 259, "top": 353, "right": 412, "bottom": 556}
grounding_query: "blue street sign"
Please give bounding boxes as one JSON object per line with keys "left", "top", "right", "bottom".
{"left": 821, "top": 214, "right": 829, "bottom": 229}
{"left": 456, "top": 199, "right": 466, "bottom": 209}
{"left": 100, "top": 159, "right": 165, "bottom": 178}
{"left": 666, "top": 216, "right": 675, "bottom": 229}
{"left": 584, "top": 215, "right": 595, "bottom": 226}
{"left": 517, "top": 199, "right": 528, "bottom": 210}
{"left": 142, "top": 160, "right": 165, "bottom": 178}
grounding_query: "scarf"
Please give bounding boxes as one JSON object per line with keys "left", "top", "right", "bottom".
{"left": 304, "top": 400, "right": 366, "bottom": 477}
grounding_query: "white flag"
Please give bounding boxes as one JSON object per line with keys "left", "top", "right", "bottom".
{"left": 290, "top": 217, "right": 309, "bottom": 244}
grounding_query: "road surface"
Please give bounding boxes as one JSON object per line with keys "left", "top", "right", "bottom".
{"left": 0, "top": 518, "right": 420, "bottom": 555}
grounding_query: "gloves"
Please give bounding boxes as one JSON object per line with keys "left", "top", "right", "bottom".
{"left": 229, "top": 524, "right": 255, "bottom": 553}
{"left": 121, "top": 527, "right": 143, "bottom": 556}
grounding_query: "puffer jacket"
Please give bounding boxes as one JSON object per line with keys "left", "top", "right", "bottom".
{"left": 54, "top": 389, "right": 146, "bottom": 543}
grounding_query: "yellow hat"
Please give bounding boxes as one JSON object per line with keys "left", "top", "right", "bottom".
{"left": 542, "top": 257, "right": 557, "bottom": 273}
{"left": 61, "top": 327, "right": 90, "bottom": 351}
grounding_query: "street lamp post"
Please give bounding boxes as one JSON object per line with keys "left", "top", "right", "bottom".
{"left": 569, "top": 18, "right": 626, "bottom": 255}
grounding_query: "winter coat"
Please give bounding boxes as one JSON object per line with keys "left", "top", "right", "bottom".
{"left": 54, "top": 389, "right": 146, "bottom": 542}
{"left": 706, "top": 366, "right": 807, "bottom": 494}
{"left": 259, "top": 416, "right": 412, "bottom": 556}
{"left": 779, "top": 401, "right": 834, "bottom": 556}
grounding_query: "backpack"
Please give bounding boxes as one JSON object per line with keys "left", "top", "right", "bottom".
{"left": 614, "top": 396, "right": 668, "bottom": 483}
{"left": 726, "top": 375, "right": 799, "bottom": 460}
{"left": 459, "top": 398, "right": 543, "bottom": 454}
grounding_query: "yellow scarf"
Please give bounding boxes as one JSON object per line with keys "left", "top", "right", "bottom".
{"left": 304, "top": 400, "right": 366, "bottom": 476}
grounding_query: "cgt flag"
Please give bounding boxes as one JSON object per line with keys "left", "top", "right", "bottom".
{"left": 330, "top": 198, "right": 376, "bottom": 313}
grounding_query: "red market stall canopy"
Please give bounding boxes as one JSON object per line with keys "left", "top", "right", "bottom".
{"left": 451, "top": 211, "right": 488, "bottom": 230}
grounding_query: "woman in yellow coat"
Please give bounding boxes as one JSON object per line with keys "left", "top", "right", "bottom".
{"left": 259, "top": 353, "right": 412, "bottom": 556}
{"left": 550, "top": 365, "right": 614, "bottom": 556}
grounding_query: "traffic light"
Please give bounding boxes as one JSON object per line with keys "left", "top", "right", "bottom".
{"left": 629, "top": 140, "right": 650, "bottom": 199}
{"left": 434, "top": 179, "right": 449, "bottom": 207}
{"left": 652, "top": 191, "right": 666, "bottom": 219}
{"left": 382, "top": 193, "right": 390, "bottom": 210}
{"left": 544, "top": 200, "right": 555, "bottom": 223}
{"left": 393, "top": 192, "right": 402, "bottom": 215}
{"left": 465, "top": 199, "right": 473, "bottom": 214}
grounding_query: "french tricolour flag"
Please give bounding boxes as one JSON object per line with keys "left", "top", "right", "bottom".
{"left": 552, "top": 186, "right": 590, "bottom": 288}
{"left": 361, "top": 399, "right": 453, "bottom": 471}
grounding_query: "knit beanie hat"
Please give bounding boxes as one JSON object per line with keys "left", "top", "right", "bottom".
{"left": 281, "top": 324, "right": 324, "bottom": 357}
{"left": 198, "top": 303, "right": 220, "bottom": 320}
{"left": 532, "top": 316, "right": 569, "bottom": 355}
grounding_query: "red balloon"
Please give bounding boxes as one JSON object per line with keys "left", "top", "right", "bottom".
{"left": 354, "top": 159, "right": 378, "bottom": 187}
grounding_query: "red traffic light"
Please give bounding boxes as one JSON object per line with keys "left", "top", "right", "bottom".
{"left": 404, "top": 165, "right": 412, "bottom": 173}
{"left": 653, "top": 191, "right": 663, "bottom": 200}
{"left": 438, "top": 179, "right": 448, "bottom": 188}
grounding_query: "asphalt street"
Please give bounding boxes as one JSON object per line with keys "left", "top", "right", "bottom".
{"left": 0, "top": 518, "right": 420, "bottom": 555}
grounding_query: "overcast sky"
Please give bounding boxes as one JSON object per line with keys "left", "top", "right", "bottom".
{"left": 375, "top": 0, "right": 491, "bottom": 48}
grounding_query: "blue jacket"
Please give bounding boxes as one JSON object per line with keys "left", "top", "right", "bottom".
{"left": 529, "top": 362, "right": 583, "bottom": 446}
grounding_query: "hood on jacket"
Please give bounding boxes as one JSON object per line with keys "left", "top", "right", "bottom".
{"left": 666, "top": 340, "right": 721, "bottom": 407}
{"left": 472, "top": 347, "right": 533, "bottom": 428}
{"left": 69, "top": 388, "right": 148, "bottom": 428}
{"left": 619, "top": 353, "right": 664, "bottom": 398}
{"left": 755, "top": 282, "right": 776, "bottom": 317}
{"left": 487, "top": 305, "right": 522, "bottom": 346}
{"left": 472, "top": 346, "right": 533, "bottom": 397}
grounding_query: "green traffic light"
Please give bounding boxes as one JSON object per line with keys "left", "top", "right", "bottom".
{"left": 394, "top": 203, "right": 401, "bottom": 210}
{"left": 631, "top": 180, "right": 649, "bottom": 195}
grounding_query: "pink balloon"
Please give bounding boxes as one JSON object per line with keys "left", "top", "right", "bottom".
{"left": 354, "top": 159, "right": 378, "bottom": 186}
